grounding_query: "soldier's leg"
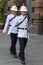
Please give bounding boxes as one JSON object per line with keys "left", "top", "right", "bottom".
{"left": 18, "top": 38, "right": 27, "bottom": 64}
{"left": 10, "top": 33, "right": 17, "bottom": 55}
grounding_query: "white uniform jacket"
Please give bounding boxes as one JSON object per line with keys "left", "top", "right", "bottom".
{"left": 17, "top": 15, "right": 28, "bottom": 38}
{"left": 3, "top": 14, "right": 18, "bottom": 34}
{"left": 8, "top": 15, "right": 28, "bottom": 38}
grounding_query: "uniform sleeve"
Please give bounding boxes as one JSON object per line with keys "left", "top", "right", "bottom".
{"left": 3, "top": 16, "right": 9, "bottom": 33}
{"left": 8, "top": 18, "right": 19, "bottom": 34}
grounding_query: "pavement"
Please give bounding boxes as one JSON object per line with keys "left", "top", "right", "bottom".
{"left": 0, "top": 30, "right": 43, "bottom": 65}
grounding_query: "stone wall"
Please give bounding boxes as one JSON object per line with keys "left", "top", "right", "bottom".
{"left": 29, "top": 0, "right": 43, "bottom": 35}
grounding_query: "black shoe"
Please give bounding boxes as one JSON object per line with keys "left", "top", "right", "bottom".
{"left": 18, "top": 55, "right": 26, "bottom": 65}
{"left": 21, "top": 60, "right": 26, "bottom": 65}
{"left": 13, "top": 54, "right": 17, "bottom": 58}
{"left": 18, "top": 55, "right": 21, "bottom": 60}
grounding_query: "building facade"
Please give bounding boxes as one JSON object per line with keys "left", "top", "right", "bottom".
{"left": 31, "top": 0, "right": 43, "bottom": 34}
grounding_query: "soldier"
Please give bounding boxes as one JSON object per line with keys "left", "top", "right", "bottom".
{"left": 17, "top": 5, "right": 32, "bottom": 65}
{"left": 3, "top": 5, "right": 18, "bottom": 58}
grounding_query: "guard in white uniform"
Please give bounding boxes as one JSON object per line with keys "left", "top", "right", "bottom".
{"left": 17, "top": 5, "right": 32, "bottom": 65}
{"left": 3, "top": 5, "right": 18, "bottom": 58}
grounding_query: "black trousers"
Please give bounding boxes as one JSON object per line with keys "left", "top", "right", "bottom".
{"left": 10, "top": 33, "right": 17, "bottom": 55}
{"left": 18, "top": 38, "right": 27, "bottom": 61}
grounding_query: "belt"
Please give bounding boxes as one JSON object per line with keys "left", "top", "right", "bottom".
{"left": 18, "top": 28, "right": 27, "bottom": 30}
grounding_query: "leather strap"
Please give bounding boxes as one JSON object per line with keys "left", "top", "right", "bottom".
{"left": 15, "top": 17, "right": 26, "bottom": 27}
{"left": 9, "top": 15, "right": 16, "bottom": 26}
{"left": 9, "top": 15, "right": 16, "bottom": 22}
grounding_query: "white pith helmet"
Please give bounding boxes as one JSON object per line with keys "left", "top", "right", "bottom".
{"left": 19, "top": 4, "right": 28, "bottom": 12}
{"left": 10, "top": 5, "right": 18, "bottom": 11}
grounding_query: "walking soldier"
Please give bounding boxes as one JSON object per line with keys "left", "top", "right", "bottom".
{"left": 17, "top": 5, "right": 32, "bottom": 65}
{"left": 3, "top": 5, "right": 18, "bottom": 58}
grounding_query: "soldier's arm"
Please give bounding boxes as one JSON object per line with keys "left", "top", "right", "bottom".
{"left": 3, "top": 16, "right": 9, "bottom": 34}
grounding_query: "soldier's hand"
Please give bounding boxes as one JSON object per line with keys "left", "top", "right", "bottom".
{"left": 29, "top": 24, "right": 32, "bottom": 28}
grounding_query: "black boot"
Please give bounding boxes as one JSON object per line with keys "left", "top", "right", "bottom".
{"left": 21, "top": 60, "right": 26, "bottom": 65}
{"left": 13, "top": 54, "right": 17, "bottom": 58}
